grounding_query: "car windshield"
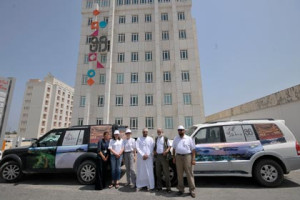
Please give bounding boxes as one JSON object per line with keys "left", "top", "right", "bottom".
{"left": 185, "top": 126, "right": 197, "bottom": 136}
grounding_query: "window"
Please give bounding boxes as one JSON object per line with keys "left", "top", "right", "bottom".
{"left": 99, "top": 74, "right": 106, "bottom": 84}
{"left": 119, "top": 16, "right": 126, "bottom": 24}
{"left": 78, "top": 118, "right": 84, "bottom": 126}
{"left": 178, "top": 12, "right": 185, "bottom": 20}
{"left": 118, "top": 53, "right": 125, "bottom": 63}
{"left": 163, "top": 71, "right": 171, "bottom": 82}
{"left": 146, "top": 117, "right": 154, "bottom": 129}
{"left": 145, "top": 51, "right": 152, "bottom": 61}
{"left": 194, "top": 127, "right": 222, "bottom": 145}
{"left": 80, "top": 96, "right": 86, "bottom": 107}
{"left": 132, "top": 0, "right": 138, "bottom": 4}
{"left": 181, "top": 71, "right": 190, "bottom": 82}
{"left": 145, "top": 72, "right": 153, "bottom": 83}
{"left": 223, "top": 126, "right": 248, "bottom": 143}
{"left": 86, "top": 0, "right": 93, "bottom": 8}
{"left": 116, "top": 95, "right": 123, "bottom": 106}
{"left": 145, "top": 32, "right": 152, "bottom": 41}
{"left": 86, "top": 36, "right": 92, "bottom": 44}
{"left": 254, "top": 124, "right": 284, "bottom": 143}
{"left": 132, "top": 15, "right": 138, "bottom": 23}
{"left": 117, "top": 0, "right": 123, "bottom": 5}
{"left": 162, "top": 50, "right": 170, "bottom": 61}
{"left": 117, "top": 73, "right": 124, "bottom": 84}
{"left": 62, "top": 130, "right": 85, "bottom": 146}
{"left": 145, "top": 94, "right": 153, "bottom": 105}
{"left": 124, "top": 0, "right": 131, "bottom": 5}
{"left": 118, "top": 33, "right": 125, "bottom": 43}
{"left": 164, "top": 93, "right": 172, "bottom": 105}
{"left": 161, "top": 13, "right": 168, "bottom": 21}
{"left": 130, "top": 117, "right": 138, "bottom": 130}
{"left": 162, "top": 31, "right": 169, "bottom": 40}
{"left": 183, "top": 93, "right": 191, "bottom": 105}
{"left": 145, "top": 14, "right": 152, "bottom": 22}
{"left": 179, "top": 30, "right": 186, "bottom": 39}
{"left": 131, "top": 52, "right": 139, "bottom": 62}
{"left": 104, "top": 17, "right": 109, "bottom": 23}
{"left": 38, "top": 130, "right": 63, "bottom": 147}
{"left": 184, "top": 116, "right": 193, "bottom": 129}
{"left": 131, "top": 33, "right": 139, "bottom": 42}
{"left": 88, "top": 17, "right": 93, "bottom": 25}
{"left": 115, "top": 118, "right": 123, "bottom": 125}
{"left": 98, "top": 95, "right": 105, "bottom": 107}
{"left": 165, "top": 117, "right": 173, "bottom": 129}
{"left": 84, "top": 54, "right": 89, "bottom": 64}
{"left": 82, "top": 75, "right": 88, "bottom": 85}
{"left": 100, "top": 54, "right": 107, "bottom": 63}
{"left": 131, "top": 73, "right": 138, "bottom": 83}
{"left": 96, "top": 118, "right": 103, "bottom": 125}
{"left": 130, "top": 95, "right": 138, "bottom": 106}
{"left": 180, "top": 50, "right": 188, "bottom": 60}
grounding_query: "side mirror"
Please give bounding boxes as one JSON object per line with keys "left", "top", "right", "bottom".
{"left": 31, "top": 139, "right": 38, "bottom": 147}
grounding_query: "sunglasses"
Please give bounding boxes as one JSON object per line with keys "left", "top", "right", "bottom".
{"left": 178, "top": 129, "right": 184, "bottom": 131}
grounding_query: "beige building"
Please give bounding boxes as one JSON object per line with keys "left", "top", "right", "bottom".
{"left": 18, "top": 74, "right": 74, "bottom": 139}
{"left": 206, "top": 84, "right": 300, "bottom": 142}
{"left": 72, "top": 0, "right": 205, "bottom": 138}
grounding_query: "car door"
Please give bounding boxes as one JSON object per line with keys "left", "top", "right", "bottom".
{"left": 55, "top": 129, "right": 88, "bottom": 169}
{"left": 26, "top": 129, "right": 64, "bottom": 171}
{"left": 193, "top": 126, "right": 230, "bottom": 174}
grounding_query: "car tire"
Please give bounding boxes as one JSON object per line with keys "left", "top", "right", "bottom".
{"left": 0, "top": 161, "right": 23, "bottom": 183}
{"left": 77, "top": 160, "right": 96, "bottom": 185}
{"left": 253, "top": 159, "right": 284, "bottom": 187}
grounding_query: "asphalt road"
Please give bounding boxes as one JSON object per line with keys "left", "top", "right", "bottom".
{"left": 1, "top": 170, "right": 300, "bottom": 200}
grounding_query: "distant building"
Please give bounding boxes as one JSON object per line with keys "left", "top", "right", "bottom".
{"left": 72, "top": 0, "right": 205, "bottom": 138}
{"left": 206, "top": 84, "right": 300, "bottom": 141}
{"left": 18, "top": 74, "right": 74, "bottom": 139}
{"left": 0, "top": 77, "right": 16, "bottom": 148}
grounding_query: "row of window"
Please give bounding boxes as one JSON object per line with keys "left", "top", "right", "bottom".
{"left": 79, "top": 93, "right": 192, "bottom": 107}
{"left": 78, "top": 116, "right": 193, "bottom": 130}
{"left": 117, "top": 12, "right": 185, "bottom": 24}
{"left": 86, "top": 0, "right": 183, "bottom": 8}
{"left": 82, "top": 71, "right": 190, "bottom": 85}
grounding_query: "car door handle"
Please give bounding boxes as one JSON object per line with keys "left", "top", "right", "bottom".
{"left": 76, "top": 148, "right": 84, "bottom": 152}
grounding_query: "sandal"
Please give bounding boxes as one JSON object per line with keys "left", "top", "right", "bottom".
{"left": 108, "top": 184, "right": 114, "bottom": 189}
{"left": 115, "top": 184, "right": 120, "bottom": 189}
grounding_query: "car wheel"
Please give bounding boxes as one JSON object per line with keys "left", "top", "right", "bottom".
{"left": 253, "top": 159, "right": 284, "bottom": 187}
{"left": 0, "top": 161, "right": 23, "bottom": 183}
{"left": 161, "top": 160, "right": 177, "bottom": 187}
{"left": 77, "top": 160, "right": 96, "bottom": 185}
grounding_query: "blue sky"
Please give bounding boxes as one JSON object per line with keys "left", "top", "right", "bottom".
{"left": 0, "top": 0, "right": 299, "bottom": 131}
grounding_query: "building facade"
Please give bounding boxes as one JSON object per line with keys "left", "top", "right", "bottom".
{"left": 72, "top": 0, "right": 205, "bottom": 137}
{"left": 0, "top": 77, "right": 16, "bottom": 148}
{"left": 206, "top": 84, "right": 300, "bottom": 142}
{"left": 18, "top": 74, "right": 74, "bottom": 139}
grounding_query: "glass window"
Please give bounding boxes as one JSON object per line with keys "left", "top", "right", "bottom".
{"left": 162, "top": 50, "right": 170, "bottom": 61}
{"left": 164, "top": 93, "right": 172, "bottom": 105}
{"left": 181, "top": 71, "right": 190, "bottom": 82}
{"left": 131, "top": 73, "right": 138, "bottom": 83}
{"left": 179, "top": 30, "right": 186, "bottom": 39}
{"left": 118, "top": 33, "right": 125, "bottom": 43}
{"left": 254, "top": 123, "right": 285, "bottom": 143}
{"left": 145, "top": 51, "right": 152, "bottom": 61}
{"left": 116, "top": 95, "right": 123, "bottom": 106}
{"left": 145, "top": 94, "right": 153, "bottom": 105}
{"left": 145, "top": 72, "right": 153, "bottom": 83}
{"left": 163, "top": 71, "right": 171, "bottom": 82}
{"left": 145, "top": 32, "right": 152, "bottom": 41}
{"left": 84, "top": 54, "right": 89, "bottom": 64}
{"left": 194, "top": 127, "right": 222, "bottom": 144}
{"left": 119, "top": 16, "right": 126, "bottom": 24}
{"left": 130, "top": 95, "right": 138, "bottom": 106}
{"left": 180, "top": 50, "right": 188, "bottom": 60}
{"left": 132, "top": 15, "right": 138, "bottom": 23}
{"left": 183, "top": 93, "right": 191, "bottom": 105}
{"left": 118, "top": 53, "right": 125, "bottom": 63}
{"left": 96, "top": 118, "right": 103, "bottom": 125}
{"left": 165, "top": 117, "right": 173, "bottom": 129}
{"left": 98, "top": 95, "right": 105, "bottom": 107}
{"left": 62, "top": 130, "right": 84, "bottom": 146}
{"left": 88, "top": 17, "right": 93, "bottom": 26}
{"left": 131, "top": 52, "right": 139, "bottom": 62}
{"left": 131, "top": 33, "right": 139, "bottom": 42}
{"left": 117, "top": 73, "right": 124, "bottom": 84}
{"left": 162, "top": 31, "right": 169, "bottom": 40}
{"left": 161, "top": 13, "right": 168, "bottom": 21}
{"left": 178, "top": 12, "right": 185, "bottom": 20}
{"left": 145, "top": 14, "right": 152, "bottom": 22}
{"left": 82, "top": 75, "right": 88, "bottom": 85}
{"left": 146, "top": 117, "right": 154, "bottom": 129}
{"left": 184, "top": 116, "right": 193, "bottom": 129}
{"left": 242, "top": 125, "right": 257, "bottom": 141}
{"left": 223, "top": 126, "right": 246, "bottom": 143}
{"left": 115, "top": 118, "right": 123, "bottom": 125}
{"left": 100, "top": 54, "right": 107, "bottom": 63}
{"left": 99, "top": 74, "right": 106, "bottom": 84}
{"left": 38, "top": 130, "right": 63, "bottom": 147}
{"left": 80, "top": 96, "right": 86, "bottom": 107}
{"left": 130, "top": 117, "right": 138, "bottom": 129}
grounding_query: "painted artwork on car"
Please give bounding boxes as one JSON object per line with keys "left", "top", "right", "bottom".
{"left": 254, "top": 124, "right": 286, "bottom": 145}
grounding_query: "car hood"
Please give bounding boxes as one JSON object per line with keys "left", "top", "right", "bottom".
{"left": 3, "top": 146, "right": 30, "bottom": 155}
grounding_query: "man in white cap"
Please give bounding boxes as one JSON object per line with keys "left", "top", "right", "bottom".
{"left": 136, "top": 128, "right": 155, "bottom": 190}
{"left": 172, "top": 125, "right": 196, "bottom": 198}
{"left": 122, "top": 128, "right": 137, "bottom": 188}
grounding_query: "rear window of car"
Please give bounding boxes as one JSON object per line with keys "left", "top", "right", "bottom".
{"left": 254, "top": 123, "right": 286, "bottom": 145}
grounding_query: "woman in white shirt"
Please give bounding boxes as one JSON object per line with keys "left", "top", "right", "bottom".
{"left": 108, "top": 130, "right": 124, "bottom": 189}
{"left": 123, "top": 128, "right": 137, "bottom": 188}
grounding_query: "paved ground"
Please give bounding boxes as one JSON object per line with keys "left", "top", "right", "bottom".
{"left": 1, "top": 170, "right": 300, "bottom": 200}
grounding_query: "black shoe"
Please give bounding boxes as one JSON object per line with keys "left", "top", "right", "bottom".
{"left": 177, "top": 191, "right": 183, "bottom": 196}
{"left": 155, "top": 188, "right": 162, "bottom": 192}
{"left": 166, "top": 189, "right": 172, "bottom": 193}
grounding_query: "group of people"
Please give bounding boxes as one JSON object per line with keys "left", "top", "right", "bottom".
{"left": 95, "top": 125, "right": 196, "bottom": 198}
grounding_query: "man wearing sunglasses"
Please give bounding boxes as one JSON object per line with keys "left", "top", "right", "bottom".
{"left": 172, "top": 125, "right": 196, "bottom": 198}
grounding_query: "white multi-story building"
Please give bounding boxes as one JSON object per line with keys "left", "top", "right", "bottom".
{"left": 18, "top": 74, "right": 74, "bottom": 139}
{"left": 72, "top": 0, "right": 205, "bottom": 137}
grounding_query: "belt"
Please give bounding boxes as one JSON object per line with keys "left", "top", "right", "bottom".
{"left": 176, "top": 153, "right": 191, "bottom": 156}
{"left": 124, "top": 151, "right": 132, "bottom": 153}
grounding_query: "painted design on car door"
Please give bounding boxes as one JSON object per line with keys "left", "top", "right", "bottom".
{"left": 55, "top": 129, "right": 88, "bottom": 169}
{"left": 27, "top": 130, "right": 64, "bottom": 170}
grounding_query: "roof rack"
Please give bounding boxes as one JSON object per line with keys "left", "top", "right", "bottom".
{"left": 205, "top": 118, "right": 275, "bottom": 124}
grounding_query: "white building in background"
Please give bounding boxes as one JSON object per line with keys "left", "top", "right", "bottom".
{"left": 18, "top": 74, "right": 74, "bottom": 139}
{"left": 72, "top": 0, "right": 205, "bottom": 138}
{"left": 0, "top": 77, "right": 15, "bottom": 148}
{"left": 206, "top": 84, "right": 300, "bottom": 142}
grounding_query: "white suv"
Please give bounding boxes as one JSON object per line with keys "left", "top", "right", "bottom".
{"left": 185, "top": 119, "right": 300, "bottom": 187}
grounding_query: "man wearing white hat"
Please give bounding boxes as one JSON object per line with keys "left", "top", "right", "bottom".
{"left": 136, "top": 128, "right": 155, "bottom": 190}
{"left": 172, "top": 125, "right": 196, "bottom": 198}
{"left": 123, "top": 128, "right": 137, "bottom": 188}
